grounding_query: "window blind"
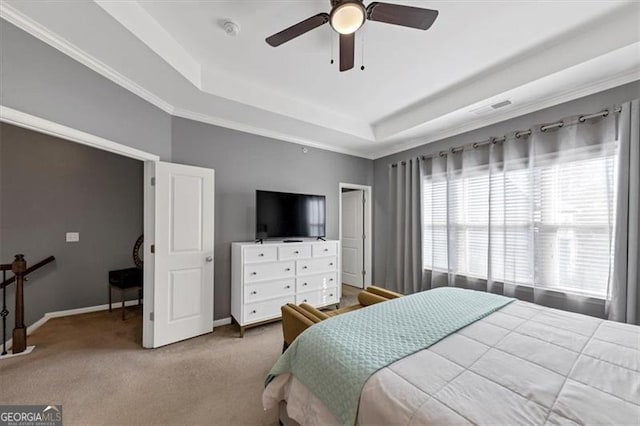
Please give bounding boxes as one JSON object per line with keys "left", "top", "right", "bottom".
{"left": 423, "top": 142, "right": 617, "bottom": 298}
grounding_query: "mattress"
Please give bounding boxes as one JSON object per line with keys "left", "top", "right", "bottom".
{"left": 263, "top": 299, "right": 640, "bottom": 425}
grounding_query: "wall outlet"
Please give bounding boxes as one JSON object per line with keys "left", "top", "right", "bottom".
{"left": 66, "top": 232, "right": 80, "bottom": 242}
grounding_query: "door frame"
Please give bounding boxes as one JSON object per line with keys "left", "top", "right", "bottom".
{"left": 338, "top": 183, "right": 372, "bottom": 288}
{"left": 1, "top": 106, "right": 159, "bottom": 347}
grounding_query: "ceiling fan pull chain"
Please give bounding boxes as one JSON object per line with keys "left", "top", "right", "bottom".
{"left": 360, "top": 25, "right": 366, "bottom": 71}
{"left": 330, "top": 31, "right": 335, "bottom": 65}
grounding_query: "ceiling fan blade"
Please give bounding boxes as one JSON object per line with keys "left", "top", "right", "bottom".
{"left": 366, "top": 2, "right": 438, "bottom": 30}
{"left": 266, "top": 13, "right": 330, "bottom": 47}
{"left": 339, "top": 33, "right": 355, "bottom": 72}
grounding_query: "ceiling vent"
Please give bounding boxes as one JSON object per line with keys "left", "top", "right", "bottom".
{"left": 491, "top": 100, "right": 512, "bottom": 109}
{"left": 469, "top": 99, "right": 512, "bottom": 116}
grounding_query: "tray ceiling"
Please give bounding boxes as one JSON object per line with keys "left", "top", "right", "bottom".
{"left": 2, "top": 0, "right": 639, "bottom": 158}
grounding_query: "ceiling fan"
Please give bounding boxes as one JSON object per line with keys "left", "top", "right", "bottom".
{"left": 265, "top": 0, "right": 439, "bottom": 72}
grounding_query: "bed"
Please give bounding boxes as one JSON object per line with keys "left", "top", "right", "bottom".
{"left": 263, "top": 288, "right": 640, "bottom": 425}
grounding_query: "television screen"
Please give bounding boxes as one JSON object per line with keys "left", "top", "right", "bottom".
{"left": 256, "top": 190, "right": 326, "bottom": 239}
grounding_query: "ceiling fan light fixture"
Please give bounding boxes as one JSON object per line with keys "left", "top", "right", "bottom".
{"left": 330, "top": 1, "right": 366, "bottom": 35}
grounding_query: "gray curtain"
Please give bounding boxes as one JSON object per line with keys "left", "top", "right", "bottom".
{"left": 420, "top": 108, "right": 619, "bottom": 317}
{"left": 608, "top": 100, "right": 640, "bottom": 325}
{"left": 386, "top": 158, "right": 423, "bottom": 294}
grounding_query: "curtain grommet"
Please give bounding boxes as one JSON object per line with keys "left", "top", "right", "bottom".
{"left": 541, "top": 122, "right": 563, "bottom": 132}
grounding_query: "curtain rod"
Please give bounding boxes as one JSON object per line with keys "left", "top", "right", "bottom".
{"left": 389, "top": 107, "right": 621, "bottom": 167}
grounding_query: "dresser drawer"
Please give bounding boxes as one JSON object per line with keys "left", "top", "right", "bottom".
{"left": 244, "top": 279, "right": 295, "bottom": 303}
{"left": 244, "top": 246, "right": 277, "bottom": 263}
{"left": 312, "top": 243, "right": 337, "bottom": 257}
{"left": 244, "top": 261, "right": 295, "bottom": 283}
{"left": 296, "top": 272, "right": 338, "bottom": 292}
{"left": 278, "top": 244, "right": 311, "bottom": 260}
{"left": 296, "top": 287, "right": 339, "bottom": 306}
{"left": 244, "top": 295, "right": 294, "bottom": 324}
{"left": 297, "top": 257, "right": 337, "bottom": 275}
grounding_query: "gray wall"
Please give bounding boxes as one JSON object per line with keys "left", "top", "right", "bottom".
{"left": 171, "top": 117, "right": 374, "bottom": 318}
{"left": 4, "top": 16, "right": 637, "bottom": 324}
{"left": 373, "top": 81, "right": 640, "bottom": 286}
{"left": 0, "top": 123, "right": 143, "bottom": 331}
{"left": 0, "top": 20, "right": 374, "bottom": 324}
{"left": 0, "top": 20, "right": 172, "bottom": 161}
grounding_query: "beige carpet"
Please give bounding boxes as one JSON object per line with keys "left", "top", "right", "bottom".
{"left": 0, "top": 285, "right": 359, "bottom": 425}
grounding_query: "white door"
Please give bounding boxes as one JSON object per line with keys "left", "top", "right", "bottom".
{"left": 143, "top": 161, "right": 215, "bottom": 348}
{"left": 341, "top": 190, "right": 364, "bottom": 288}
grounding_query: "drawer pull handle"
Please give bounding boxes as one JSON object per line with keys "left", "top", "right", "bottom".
{"left": 259, "top": 253, "right": 264, "bottom": 257}
{"left": 251, "top": 272, "right": 257, "bottom": 276}
{"left": 303, "top": 299, "right": 308, "bottom": 303}
{"left": 303, "top": 283, "right": 308, "bottom": 286}
{"left": 303, "top": 266, "right": 308, "bottom": 269}
{"left": 329, "top": 278, "right": 334, "bottom": 282}
{"left": 251, "top": 291, "right": 257, "bottom": 295}
{"left": 324, "top": 248, "right": 329, "bottom": 252}
{"left": 329, "top": 262, "right": 334, "bottom": 266}
{"left": 285, "top": 285, "right": 291, "bottom": 289}
{"left": 251, "top": 310, "right": 257, "bottom": 314}
{"left": 285, "top": 268, "right": 291, "bottom": 271}
{"left": 330, "top": 294, "right": 334, "bottom": 297}
{"left": 294, "top": 250, "right": 299, "bottom": 254}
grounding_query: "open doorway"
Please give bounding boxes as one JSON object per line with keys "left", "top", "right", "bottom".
{"left": 338, "top": 183, "right": 372, "bottom": 289}
{"left": 2, "top": 107, "right": 215, "bottom": 351}
{"left": 0, "top": 120, "right": 146, "bottom": 352}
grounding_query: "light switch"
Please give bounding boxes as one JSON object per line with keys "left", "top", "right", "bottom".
{"left": 66, "top": 232, "right": 80, "bottom": 242}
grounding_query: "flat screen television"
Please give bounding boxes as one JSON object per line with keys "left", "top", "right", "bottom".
{"left": 256, "top": 190, "right": 326, "bottom": 240}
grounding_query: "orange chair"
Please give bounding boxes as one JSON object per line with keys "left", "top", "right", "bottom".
{"left": 280, "top": 286, "right": 402, "bottom": 351}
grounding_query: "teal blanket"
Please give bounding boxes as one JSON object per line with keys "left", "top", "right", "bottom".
{"left": 266, "top": 287, "right": 514, "bottom": 425}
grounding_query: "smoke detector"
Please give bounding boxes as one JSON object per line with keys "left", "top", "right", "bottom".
{"left": 222, "top": 20, "right": 240, "bottom": 37}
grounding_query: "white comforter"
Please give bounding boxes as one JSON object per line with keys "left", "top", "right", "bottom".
{"left": 263, "top": 300, "right": 640, "bottom": 425}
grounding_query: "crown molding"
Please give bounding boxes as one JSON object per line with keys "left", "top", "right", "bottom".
{"left": 173, "top": 108, "right": 374, "bottom": 159}
{"left": 0, "top": 3, "right": 176, "bottom": 116}
{"left": 0, "top": 4, "right": 376, "bottom": 159}
{"left": 370, "top": 70, "right": 640, "bottom": 160}
{"left": 2, "top": 2, "right": 637, "bottom": 162}
{"left": 94, "top": 0, "right": 202, "bottom": 88}
{"left": 96, "top": 1, "right": 375, "bottom": 142}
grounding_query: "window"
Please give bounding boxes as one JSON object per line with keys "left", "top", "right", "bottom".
{"left": 423, "top": 143, "right": 616, "bottom": 299}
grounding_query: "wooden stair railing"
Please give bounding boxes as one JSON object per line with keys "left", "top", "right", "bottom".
{"left": 1, "top": 254, "right": 56, "bottom": 355}
{"left": 1, "top": 264, "right": 11, "bottom": 355}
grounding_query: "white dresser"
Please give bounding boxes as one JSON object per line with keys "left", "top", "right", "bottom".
{"left": 231, "top": 240, "right": 340, "bottom": 336}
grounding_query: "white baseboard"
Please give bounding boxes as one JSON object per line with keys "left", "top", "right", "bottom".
{"left": 0, "top": 345, "right": 36, "bottom": 360}
{"left": 213, "top": 317, "right": 232, "bottom": 328}
{"left": 2, "top": 302, "right": 232, "bottom": 350}
{"left": 45, "top": 299, "right": 142, "bottom": 320}
{"left": 2, "top": 300, "right": 142, "bottom": 350}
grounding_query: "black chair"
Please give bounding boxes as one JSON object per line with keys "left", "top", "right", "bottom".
{"left": 108, "top": 267, "right": 142, "bottom": 320}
